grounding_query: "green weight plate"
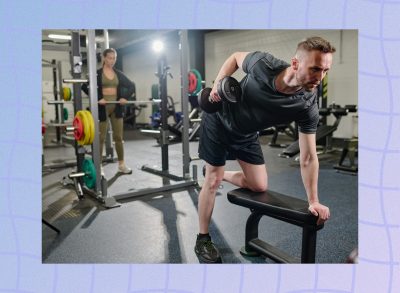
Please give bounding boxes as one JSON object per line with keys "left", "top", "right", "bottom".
{"left": 151, "top": 84, "right": 159, "bottom": 100}
{"left": 63, "top": 108, "right": 68, "bottom": 121}
{"left": 82, "top": 158, "right": 96, "bottom": 189}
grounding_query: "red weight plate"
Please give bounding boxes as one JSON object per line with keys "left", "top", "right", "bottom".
{"left": 188, "top": 71, "right": 197, "bottom": 94}
{"left": 73, "top": 116, "right": 84, "bottom": 140}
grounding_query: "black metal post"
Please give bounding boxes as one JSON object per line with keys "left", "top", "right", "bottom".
{"left": 158, "top": 55, "right": 169, "bottom": 171}
{"left": 52, "top": 59, "right": 61, "bottom": 143}
{"left": 70, "top": 31, "right": 84, "bottom": 176}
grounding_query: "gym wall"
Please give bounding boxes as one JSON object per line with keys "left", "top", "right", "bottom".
{"left": 204, "top": 30, "right": 358, "bottom": 138}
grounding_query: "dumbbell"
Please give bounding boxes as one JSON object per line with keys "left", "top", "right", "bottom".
{"left": 198, "top": 76, "right": 242, "bottom": 113}
{"left": 345, "top": 105, "right": 357, "bottom": 112}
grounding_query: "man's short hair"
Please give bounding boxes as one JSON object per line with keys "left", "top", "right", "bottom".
{"left": 296, "top": 37, "right": 336, "bottom": 54}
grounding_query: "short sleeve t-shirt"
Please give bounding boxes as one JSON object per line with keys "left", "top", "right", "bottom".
{"left": 216, "top": 51, "right": 319, "bottom": 135}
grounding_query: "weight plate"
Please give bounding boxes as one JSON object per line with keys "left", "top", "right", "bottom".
{"left": 190, "top": 69, "right": 202, "bottom": 95}
{"left": 63, "top": 87, "right": 71, "bottom": 101}
{"left": 151, "top": 84, "right": 159, "bottom": 100}
{"left": 198, "top": 87, "right": 221, "bottom": 113}
{"left": 220, "top": 76, "right": 241, "bottom": 103}
{"left": 76, "top": 111, "right": 89, "bottom": 145}
{"left": 82, "top": 158, "right": 96, "bottom": 189}
{"left": 84, "top": 110, "right": 95, "bottom": 145}
{"left": 81, "top": 111, "right": 91, "bottom": 145}
{"left": 188, "top": 71, "right": 197, "bottom": 94}
{"left": 63, "top": 108, "right": 69, "bottom": 121}
{"left": 73, "top": 115, "right": 84, "bottom": 140}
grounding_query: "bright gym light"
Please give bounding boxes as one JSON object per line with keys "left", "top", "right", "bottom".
{"left": 152, "top": 40, "right": 164, "bottom": 53}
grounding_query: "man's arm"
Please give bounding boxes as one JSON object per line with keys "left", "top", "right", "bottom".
{"left": 298, "top": 132, "right": 330, "bottom": 225}
{"left": 211, "top": 52, "right": 249, "bottom": 101}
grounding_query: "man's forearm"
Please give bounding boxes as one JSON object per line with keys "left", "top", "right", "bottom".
{"left": 214, "top": 54, "right": 239, "bottom": 84}
{"left": 300, "top": 155, "right": 319, "bottom": 204}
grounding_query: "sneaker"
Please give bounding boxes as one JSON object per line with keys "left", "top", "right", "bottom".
{"left": 194, "top": 235, "right": 222, "bottom": 264}
{"left": 118, "top": 164, "right": 132, "bottom": 174}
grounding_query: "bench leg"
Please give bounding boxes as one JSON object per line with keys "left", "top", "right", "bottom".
{"left": 301, "top": 226, "right": 317, "bottom": 263}
{"left": 240, "top": 211, "right": 263, "bottom": 256}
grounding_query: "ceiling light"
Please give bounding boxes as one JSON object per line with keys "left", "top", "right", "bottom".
{"left": 152, "top": 40, "right": 164, "bottom": 53}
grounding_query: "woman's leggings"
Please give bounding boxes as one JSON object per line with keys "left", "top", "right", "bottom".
{"left": 99, "top": 105, "right": 124, "bottom": 161}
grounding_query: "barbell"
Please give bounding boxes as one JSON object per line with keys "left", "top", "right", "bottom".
{"left": 47, "top": 100, "right": 161, "bottom": 105}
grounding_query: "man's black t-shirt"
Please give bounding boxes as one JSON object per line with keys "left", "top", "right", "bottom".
{"left": 216, "top": 51, "right": 319, "bottom": 135}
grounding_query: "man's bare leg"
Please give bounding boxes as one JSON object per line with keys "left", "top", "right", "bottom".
{"left": 198, "top": 164, "right": 224, "bottom": 234}
{"left": 223, "top": 160, "right": 268, "bottom": 192}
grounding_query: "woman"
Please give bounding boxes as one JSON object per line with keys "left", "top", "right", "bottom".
{"left": 83, "top": 48, "right": 135, "bottom": 174}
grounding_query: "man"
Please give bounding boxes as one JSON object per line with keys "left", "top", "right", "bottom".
{"left": 195, "top": 36, "right": 334, "bottom": 263}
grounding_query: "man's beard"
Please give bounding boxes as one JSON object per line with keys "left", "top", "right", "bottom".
{"left": 304, "top": 85, "right": 316, "bottom": 92}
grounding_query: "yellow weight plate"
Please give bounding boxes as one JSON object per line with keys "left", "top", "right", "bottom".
{"left": 79, "top": 111, "right": 89, "bottom": 145}
{"left": 77, "top": 111, "right": 89, "bottom": 145}
{"left": 83, "top": 110, "right": 95, "bottom": 145}
{"left": 63, "top": 87, "right": 71, "bottom": 101}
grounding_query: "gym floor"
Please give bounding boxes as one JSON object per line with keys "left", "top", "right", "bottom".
{"left": 42, "top": 128, "right": 357, "bottom": 264}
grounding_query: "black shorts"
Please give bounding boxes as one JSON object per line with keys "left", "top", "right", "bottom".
{"left": 198, "top": 112, "right": 265, "bottom": 166}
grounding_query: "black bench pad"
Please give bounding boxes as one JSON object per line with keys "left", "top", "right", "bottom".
{"left": 227, "top": 188, "right": 320, "bottom": 227}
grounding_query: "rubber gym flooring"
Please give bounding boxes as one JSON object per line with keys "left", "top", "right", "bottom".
{"left": 42, "top": 128, "right": 357, "bottom": 264}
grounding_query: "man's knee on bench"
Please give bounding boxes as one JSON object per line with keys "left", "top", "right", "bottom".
{"left": 247, "top": 182, "right": 268, "bottom": 192}
{"left": 246, "top": 180, "right": 268, "bottom": 193}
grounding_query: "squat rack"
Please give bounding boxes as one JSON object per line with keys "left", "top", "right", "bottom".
{"left": 65, "top": 29, "right": 198, "bottom": 206}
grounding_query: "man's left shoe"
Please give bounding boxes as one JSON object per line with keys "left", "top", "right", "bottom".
{"left": 194, "top": 234, "right": 222, "bottom": 264}
{"left": 118, "top": 164, "right": 132, "bottom": 174}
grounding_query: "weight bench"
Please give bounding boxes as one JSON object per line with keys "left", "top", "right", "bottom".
{"left": 228, "top": 188, "right": 324, "bottom": 263}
